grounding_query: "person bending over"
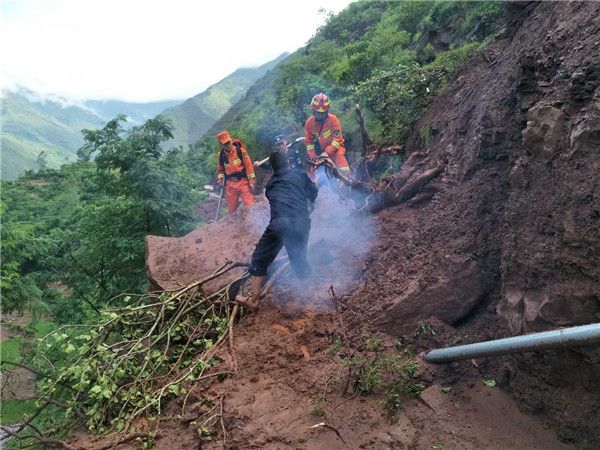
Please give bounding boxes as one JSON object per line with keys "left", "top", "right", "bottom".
{"left": 237, "top": 151, "right": 318, "bottom": 311}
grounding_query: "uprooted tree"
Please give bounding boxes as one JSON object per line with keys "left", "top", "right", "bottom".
{"left": 314, "top": 106, "right": 444, "bottom": 213}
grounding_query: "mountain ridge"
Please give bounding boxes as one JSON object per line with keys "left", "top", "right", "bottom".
{"left": 0, "top": 53, "right": 288, "bottom": 179}
{"left": 159, "top": 53, "right": 289, "bottom": 149}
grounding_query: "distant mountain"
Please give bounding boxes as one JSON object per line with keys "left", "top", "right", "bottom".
{"left": 1, "top": 53, "right": 288, "bottom": 179}
{"left": 160, "top": 53, "right": 289, "bottom": 150}
{"left": 1, "top": 89, "right": 103, "bottom": 179}
{"left": 86, "top": 99, "right": 181, "bottom": 125}
{"left": 0, "top": 88, "right": 183, "bottom": 179}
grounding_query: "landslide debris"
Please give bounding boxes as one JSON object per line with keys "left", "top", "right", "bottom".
{"left": 344, "top": 1, "right": 600, "bottom": 445}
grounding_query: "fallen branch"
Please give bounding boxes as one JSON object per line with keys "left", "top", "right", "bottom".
{"left": 0, "top": 426, "right": 78, "bottom": 450}
{"left": 328, "top": 285, "right": 347, "bottom": 341}
{"left": 10, "top": 262, "right": 249, "bottom": 446}
{"left": 92, "top": 432, "right": 163, "bottom": 450}
{"left": 312, "top": 153, "right": 443, "bottom": 212}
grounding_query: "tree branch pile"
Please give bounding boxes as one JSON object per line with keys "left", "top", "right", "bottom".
{"left": 2, "top": 261, "right": 249, "bottom": 448}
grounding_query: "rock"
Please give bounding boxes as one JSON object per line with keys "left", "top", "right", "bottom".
{"left": 567, "top": 94, "right": 600, "bottom": 157}
{"left": 522, "top": 103, "right": 566, "bottom": 158}
{"left": 0, "top": 368, "right": 36, "bottom": 401}
{"left": 498, "top": 285, "right": 600, "bottom": 333}
{"left": 509, "top": 157, "right": 529, "bottom": 190}
{"left": 146, "top": 200, "right": 269, "bottom": 291}
{"left": 379, "top": 260, "right": 484, "bottom": 331}
{"left": 420, "top": 385, "right": 446, "bottom": 412}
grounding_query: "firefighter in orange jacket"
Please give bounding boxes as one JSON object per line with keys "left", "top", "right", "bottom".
{"left": 216, "top": 130, "right": 256, "bottom": 214}
{"left": 305, "top": 93, "right": 350, "bottom": 186}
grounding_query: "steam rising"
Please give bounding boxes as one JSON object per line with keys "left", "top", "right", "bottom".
{"left": 269, "top": 186, "right": 377, "bottom": 310}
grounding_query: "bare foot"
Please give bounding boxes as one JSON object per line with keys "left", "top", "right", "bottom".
{"left": 235, "top": 294, "right": 259, "bottom": 312}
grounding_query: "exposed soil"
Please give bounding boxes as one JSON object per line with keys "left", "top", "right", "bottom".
{"left": 347, "top": 1, "right": 600, "bottom": 445}
{"left": 71, "top": 290, "right": 571, "bottom": 450}
{"left": 75, "top": 192, "right": 572, "bottom": 450}
{"left": 0, "top": 314, "right": 37, "bottom": 401}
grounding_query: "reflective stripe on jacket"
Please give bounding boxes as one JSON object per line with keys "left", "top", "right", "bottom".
{"left": 304, "top": 113, "right": 345, "bottom": 160}
{"left": 216, "top": 140, "right": 256, "bottom": 183}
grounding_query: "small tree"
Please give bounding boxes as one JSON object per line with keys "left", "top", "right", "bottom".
{"left": 36, "top": 150, "right": 48, "bottom": 171}
{"left": 78, "top": 115, "right": 194, "bottom": 235}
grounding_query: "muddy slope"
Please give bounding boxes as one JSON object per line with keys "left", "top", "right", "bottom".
{"left": 348, "top": 1, "right": 599, "bottom": 446}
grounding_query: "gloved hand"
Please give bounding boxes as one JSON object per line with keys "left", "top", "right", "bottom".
{"left": 318, "top": 152, "right": 329, "bottom": 159}
{"left": 216, "top": 178, "right": 224, "bottom": 186}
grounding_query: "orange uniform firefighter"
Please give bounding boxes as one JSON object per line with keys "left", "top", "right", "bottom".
{"left": 216, "top": 130, "right": 256, "bottom": 214}
{"left": 305, "top": 93, "right": 350, "bottom": 178}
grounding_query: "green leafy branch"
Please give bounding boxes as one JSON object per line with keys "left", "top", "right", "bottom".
{"left": 8, "top": 261, "right": 249, "bottom": 448}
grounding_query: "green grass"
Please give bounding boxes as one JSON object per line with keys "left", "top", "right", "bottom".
{"left": 0, "top": 320, "right": 56, "bottom": 430}
{"left": 0, "top": 320, "right": 55, "bottom": 364}
{"left": 30, "top": 320, "right": 55, "bottom": 338}
{"left": 0, "top": 399, "right": 37, "bottom": 425}
{"left": 0, "top": 338, "right": 23, "bottom": 363}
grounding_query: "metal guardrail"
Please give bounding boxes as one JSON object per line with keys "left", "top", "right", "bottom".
{"left": 424, "top": 323, "right": 600, "bottom": 364}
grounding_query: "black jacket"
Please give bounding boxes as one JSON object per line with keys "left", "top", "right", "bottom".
{"left": 265, "top": 168, "right": 318, "bottom": 225}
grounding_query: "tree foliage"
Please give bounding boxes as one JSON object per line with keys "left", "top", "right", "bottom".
{"left": 205, "top": 0, "right": 504, "bottom": 160}
{"left": 1, "top": 115, "right": 203, "bottom": 320}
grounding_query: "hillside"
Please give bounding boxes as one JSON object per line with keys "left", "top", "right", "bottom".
{"left": 159, "top": 53, "right": 289, "bottom": 150}
{"left": 1, "top": 89, "right": 103, "bottom": 179}
{"left": 0, "top": 52, "right": 286, "bottom": 180}
{"left": 0, "top": 89, "right": 180, "bottom": 180}
{"left": 85, "top": 98, "right": 181, "bottom": 125}
{"left": 204, "top": 1, "right": 505, "bottom": 159}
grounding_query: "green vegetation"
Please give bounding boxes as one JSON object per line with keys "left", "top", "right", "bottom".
{"left": 1, "top": 89, "right": 185, "bottom": 180}
{"left": 0, "top": 338, "right": 22, "bottom": 362}
{"left": 204, "top": 0, "right": 504, "bottom": 163}
{"left": 363, "top": 332, "right": 384, "bottom": 352}
{"left": 0, "top": 319, "right": 57, "bottom": 429}
{"left": 343, "top": 349, "right": 424, "bottom": 419}
{"left": 1, "top": 115, "right": 204, "bottom": 321}
{"left": 311, "top": 393, "right": 327, "bottom": 418}
{"left": 1, "top": 320, "right": 57, "bottom": 364}
{"left": 1, "top": 90, "right": 103, "bottom": 180}
{"left": 159, "top": 53, "right": 288, "bottom": 150}
{"left": 0, "top": 400, "right": 37, "bottom": 425}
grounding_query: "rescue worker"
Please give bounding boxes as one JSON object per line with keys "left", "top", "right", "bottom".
{"left": 236, "top": 151, "right": 318, "bottom": 311}
{"left": 254, "top": 134, "right": 307, "bottom": 171}
{"left": 216, "top": 130, "right": 256, "bottom": 214}
{"left": 275, "top": 134, "right": 307, "bottom": 170}
{"left": 305, "top": 93, "right": 350, "bottom": 186}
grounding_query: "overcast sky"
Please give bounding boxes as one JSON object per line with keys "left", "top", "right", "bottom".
{"left": 0, "top": 0, "right": 353, "bottom": 102}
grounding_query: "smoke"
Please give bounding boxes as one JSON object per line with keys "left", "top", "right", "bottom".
{"left": 270, "top": 184, "right": 377, "bottom": 310}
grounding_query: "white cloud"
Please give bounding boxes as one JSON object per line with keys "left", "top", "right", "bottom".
{"left": 0, "top": 0, "right": 353, "bottom": 102}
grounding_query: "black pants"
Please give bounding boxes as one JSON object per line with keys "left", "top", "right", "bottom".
{"left": 249, "top": 217, "right": 311, "bottom": 279}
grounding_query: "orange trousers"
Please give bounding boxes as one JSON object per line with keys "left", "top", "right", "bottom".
{"left": 225, "top": 178, "right": 254, "bottom": 213}
{"left": 331, "top": 147, "right": 350, "bottom": 172}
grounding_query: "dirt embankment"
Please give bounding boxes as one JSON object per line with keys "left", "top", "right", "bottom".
{"left": 347, "top": 1, "right": 599, "bottom": 446}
